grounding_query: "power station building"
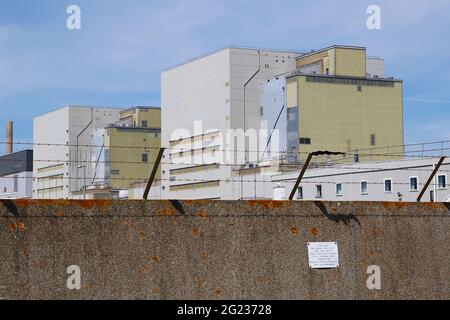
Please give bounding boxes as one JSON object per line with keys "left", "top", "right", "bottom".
{"left": 88, "top": 106, "right": 161, "bottom": 193}
{"left": 0, "top": 150, "right": 33, "bottom": 199}
{"left": 284, "top": 45, "right": 403, "bottom": 163}
{"left": 160, "top": 45, "right": 403, "bottom": 200}
{"left": 33, "top": 106, "right": 121, "bottom": 199}
{"left": 161, "top": 46, "right": 304, "bottom": 200}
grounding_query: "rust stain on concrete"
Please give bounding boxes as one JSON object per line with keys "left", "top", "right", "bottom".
{"left": 247, "top": 200, "right": 285, "bottom": 209}
{"left": 159, "top": 207, "right": 175, "bottom": 217}
{"left": 9, "top": 222, "right": 25, "bottom": 232}
{"left": 382, "top": 202, "right": 409, "bottom": 209}
{"left": 197, "top": 210, "right": 209, "bottom": 218}
{"left": 56, "top": 211, "right": 65, "bottom": 217}
{"left": 141, "top": 265, "right": 149, "bottom": 273}
{"left": 152, "top": 288, "right": 161, "bottom": 294}
{"left": 74, "top": 200, "right": 113, "bottom": 209}
{"left": 290, "top": 226, "right": 299, "bottom": 237}
{"left": 192, "top": 228, "right": 201, "bottom": 237}
{"left": 256, "top": 275, "right": 264, "bottom": 284}
{"left": 15, "top": 199, "right": 113, "bottom": 210}
{"left": 214, "top": 288, "right": 222, "bottom": 295}
{"left": 310, "top": 227, "right": 318, "bottom": 236}
{"left": 183, "top": 200, "right": 211, "bottom": 205}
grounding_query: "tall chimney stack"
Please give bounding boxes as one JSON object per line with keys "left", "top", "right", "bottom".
{"left": 6, "top": 121, "right": 13, "bottom": 154}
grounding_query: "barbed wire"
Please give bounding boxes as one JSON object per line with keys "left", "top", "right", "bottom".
{"left": 1, "top": 156, "right": 449, "bottom": 171}
{"left": 1, "top": 140, "right": 449, "bottom": 158}
{"left": 0, "top": 174, "right": 446, "bottom": 187}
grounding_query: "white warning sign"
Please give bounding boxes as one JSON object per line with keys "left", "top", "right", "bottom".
{"left": 307, "top": 242, "right": 339, "bottom": 269}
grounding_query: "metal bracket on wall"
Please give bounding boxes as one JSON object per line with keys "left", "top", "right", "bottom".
{"left": 289, "top": 151, "right": 345, "bottom": 201}
{"left": 417, "top": 156, "right": 446, "bottom": 202}
{"left": 143, "top": 148, "right": 165, "bottom": 200}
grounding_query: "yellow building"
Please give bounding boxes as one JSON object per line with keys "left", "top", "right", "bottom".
{"left": 286, "top": 45, "right": 403, "bottom": 162}
{"left": 103, "top": 107, "right": 161, "bottom": 189}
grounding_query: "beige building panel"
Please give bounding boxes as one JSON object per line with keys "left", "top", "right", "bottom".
{"left": 286, "top": 79, "right": 298, "bottom": 108}
{"left": 296, "top": 77, "right": 403, "bottom": 160}
{"left": 296, "top": 50, "right": 329, "bottom": 68}
{"left": 106, "top": 128, "right": 161, "bottom": 189}
{"left": 334, "top": 48, "right": 366, "bottom": 77}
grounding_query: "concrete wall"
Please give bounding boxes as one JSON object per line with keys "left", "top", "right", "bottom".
{"left": 0, "top": 199, "right": 448, "bottom": 300}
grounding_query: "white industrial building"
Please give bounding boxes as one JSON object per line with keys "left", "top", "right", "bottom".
{"left": 33, "top": 106, "right": 121, "bottom": 199}
{"left": 0, "top": 150, "right": 33, "bottom": 199}
{"left": 161, "top": 46, "right": 304, "bottom": 200}
{"left": 270, "top": 158, "right": 450, "bottom": 202}
{"left": 160, "top": 46, "right": 386, "bottom": 200}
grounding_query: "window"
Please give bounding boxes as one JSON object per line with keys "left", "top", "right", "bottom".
{"left": 142, "top": 120, "right": 148, "bottom": 128}
{"left": 111, "top": 170, "right": 120, "bottom": 175}
{"left": 438, "top": 175, "right": 447, "bottom": 189}
{"left": 299, "top": 137, "right": 311, "bottom": 145}
{"left": 315, "top": 185, "right": 322, "bottom": 198}
{"left": 260, "top": 106, "right": 264, "bottom": 116}
{"left": 142, "top": 154, "right": 148, "bottom": 162}
{"left": 357, "top": 85, "right": 362, "bottom": 92}
{"left": 384, "top": 179, "right": 392, "bottom": 193}
{"left": 3, "top": 187, "right": 6, "bottom": 193}
{"left": 287, "top": 109, "right": 297, "bottom": 121}
{"left": 361, "top": 181, "right": 368, "bottom": 194}
{"left": 325, "top": 68, "right": 329, "bottom": 75}
{"left": 430, "top": 190, "right": 435, "bottom": 202}
{"left": 297, "top": 186, "right": 303, "bottom": 199}
{"left": 410, "top": 177, "right": 418, "bottom": 191}
{"left": 336, "top": 183, "right": 343, "bottom": 196}
{"left": 370, "top": 134, "right": 376, "bottom": 146}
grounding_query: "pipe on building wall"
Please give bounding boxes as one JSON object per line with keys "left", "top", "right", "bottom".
{"left": 6, "top": 121, "right": 13, "bottom": 154}
{"left": 243, "top": 50, "right": 261, "bottom": 162}
{"left": 76, "top": 107, "right": 94, "bottom": 191}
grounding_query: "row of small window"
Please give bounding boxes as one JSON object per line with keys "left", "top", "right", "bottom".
{"left": 305, "top": 76, "right": 395, "bottom": 87}
{"left": 297, "top": 175, "right": 447, "bottom": 198}
{"left": 297, "top": 135, "right": 377, "bottom": 147}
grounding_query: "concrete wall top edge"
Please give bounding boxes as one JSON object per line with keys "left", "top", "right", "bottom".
{"left": 1, "top": 199, "right": 449, "bottom": 218}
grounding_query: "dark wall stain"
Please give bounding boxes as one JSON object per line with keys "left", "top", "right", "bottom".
{"left": 314, "top": 201, "right": 360, "bottom": 226}
{"left": 169, "top": 200, "right": 185, "bottom": 215}
{"left": 1, "top": 200, "right": 19, "bottom": 217}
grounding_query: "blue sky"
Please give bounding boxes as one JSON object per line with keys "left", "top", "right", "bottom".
{"left": 1, "top": 0, "right": 450, "bottom": 152}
